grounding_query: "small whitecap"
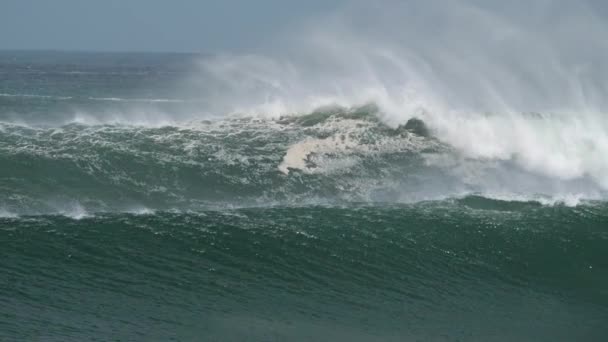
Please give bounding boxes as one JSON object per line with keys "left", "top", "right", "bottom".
{"left": 0, "top": 208, "right": 18, "bottom": 218}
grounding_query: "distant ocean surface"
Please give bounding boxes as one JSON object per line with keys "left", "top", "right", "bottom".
{"left": 1, "top": 51, "right": 607, "bottom": 341}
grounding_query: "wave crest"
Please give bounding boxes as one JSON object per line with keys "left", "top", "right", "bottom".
{"left": 1, "top": 107, "right": 605, "bottom": 216}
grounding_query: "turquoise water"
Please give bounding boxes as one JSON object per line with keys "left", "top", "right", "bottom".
{"left": 1, "top": 51, "right": 608, "bottom": 341}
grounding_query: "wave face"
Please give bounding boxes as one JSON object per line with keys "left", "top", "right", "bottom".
{"left": 2, "top": 4, "right": 608, "bottom": 338}
{"left": 3, "top": 206, "right": 608, "bottom": 341}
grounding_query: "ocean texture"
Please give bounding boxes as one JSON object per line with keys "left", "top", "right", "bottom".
{"left": 1, "top": 50, "right": 608, "bottom": 341}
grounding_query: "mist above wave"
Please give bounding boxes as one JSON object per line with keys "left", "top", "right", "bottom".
{"left": 185, "top": 0, "right": 608, "bottom": 191}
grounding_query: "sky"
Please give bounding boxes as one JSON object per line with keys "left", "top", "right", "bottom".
{"left": 2, "top": 0, "right": 608, "bottom": 53}
{"left": 0, "top": 0, "right": 345, "bottom": 53}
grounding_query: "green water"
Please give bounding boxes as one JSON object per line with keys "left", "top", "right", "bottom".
{"left": 3, "top": 205, "right": 608, "bottom": 341}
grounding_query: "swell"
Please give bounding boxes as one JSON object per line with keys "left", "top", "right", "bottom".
{"left": 2, "top": 206, "right": 607, "bottom": 340}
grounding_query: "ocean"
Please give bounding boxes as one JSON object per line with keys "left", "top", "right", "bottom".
{"left": 1, "top": 51, "right": 607, "bottom": 341}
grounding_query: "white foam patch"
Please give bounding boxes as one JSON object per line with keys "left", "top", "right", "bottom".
{"left": 425, "top": 111, "right": 608, "bottom": 189}
{"left": 0, "top": 208, "right": 17, "bottom": 218}
{"left": 58, "top": 202, "right": 90, "bottom": 220}
{"left": 464, "top": 192, "right": 591, "bottom": 207}
{"left": 279, "top": 136, "right": 355, "bottom": 174}
{"left": 126, "top": 206, "right": 156, "bottom": 215}
{"left": 279, "top": 117, "right": 432, "bottom": 174}
{"left": 69, "top": 109, "right": 179, "bottom": 127}
{"left": 536, "top": 194, "right": 587, "bottom": 207}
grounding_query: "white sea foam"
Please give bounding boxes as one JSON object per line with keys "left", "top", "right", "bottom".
{"left": 58, "top": 202, "right": 91, "bottom": 220}
{"left": 0, "top": 208, "right": 17, "bottom": 218}
{"left": 69, "top": 109, "right": 179, "bottom": 127}
{"left": 462, "top": 192, "right": 591, "bottom": 207}
{"left": 278, "top": 117, "right": 431, "bottom": 174}
{"left": 126, "top": 206, "right": 156, "bottom": 215}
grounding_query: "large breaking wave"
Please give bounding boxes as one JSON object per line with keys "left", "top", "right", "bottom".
{"left": 2, "top": 0, "right": 608, "bottom": 216}
{"left": 1, "top": 105, "right": 606, "bottom": 217}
